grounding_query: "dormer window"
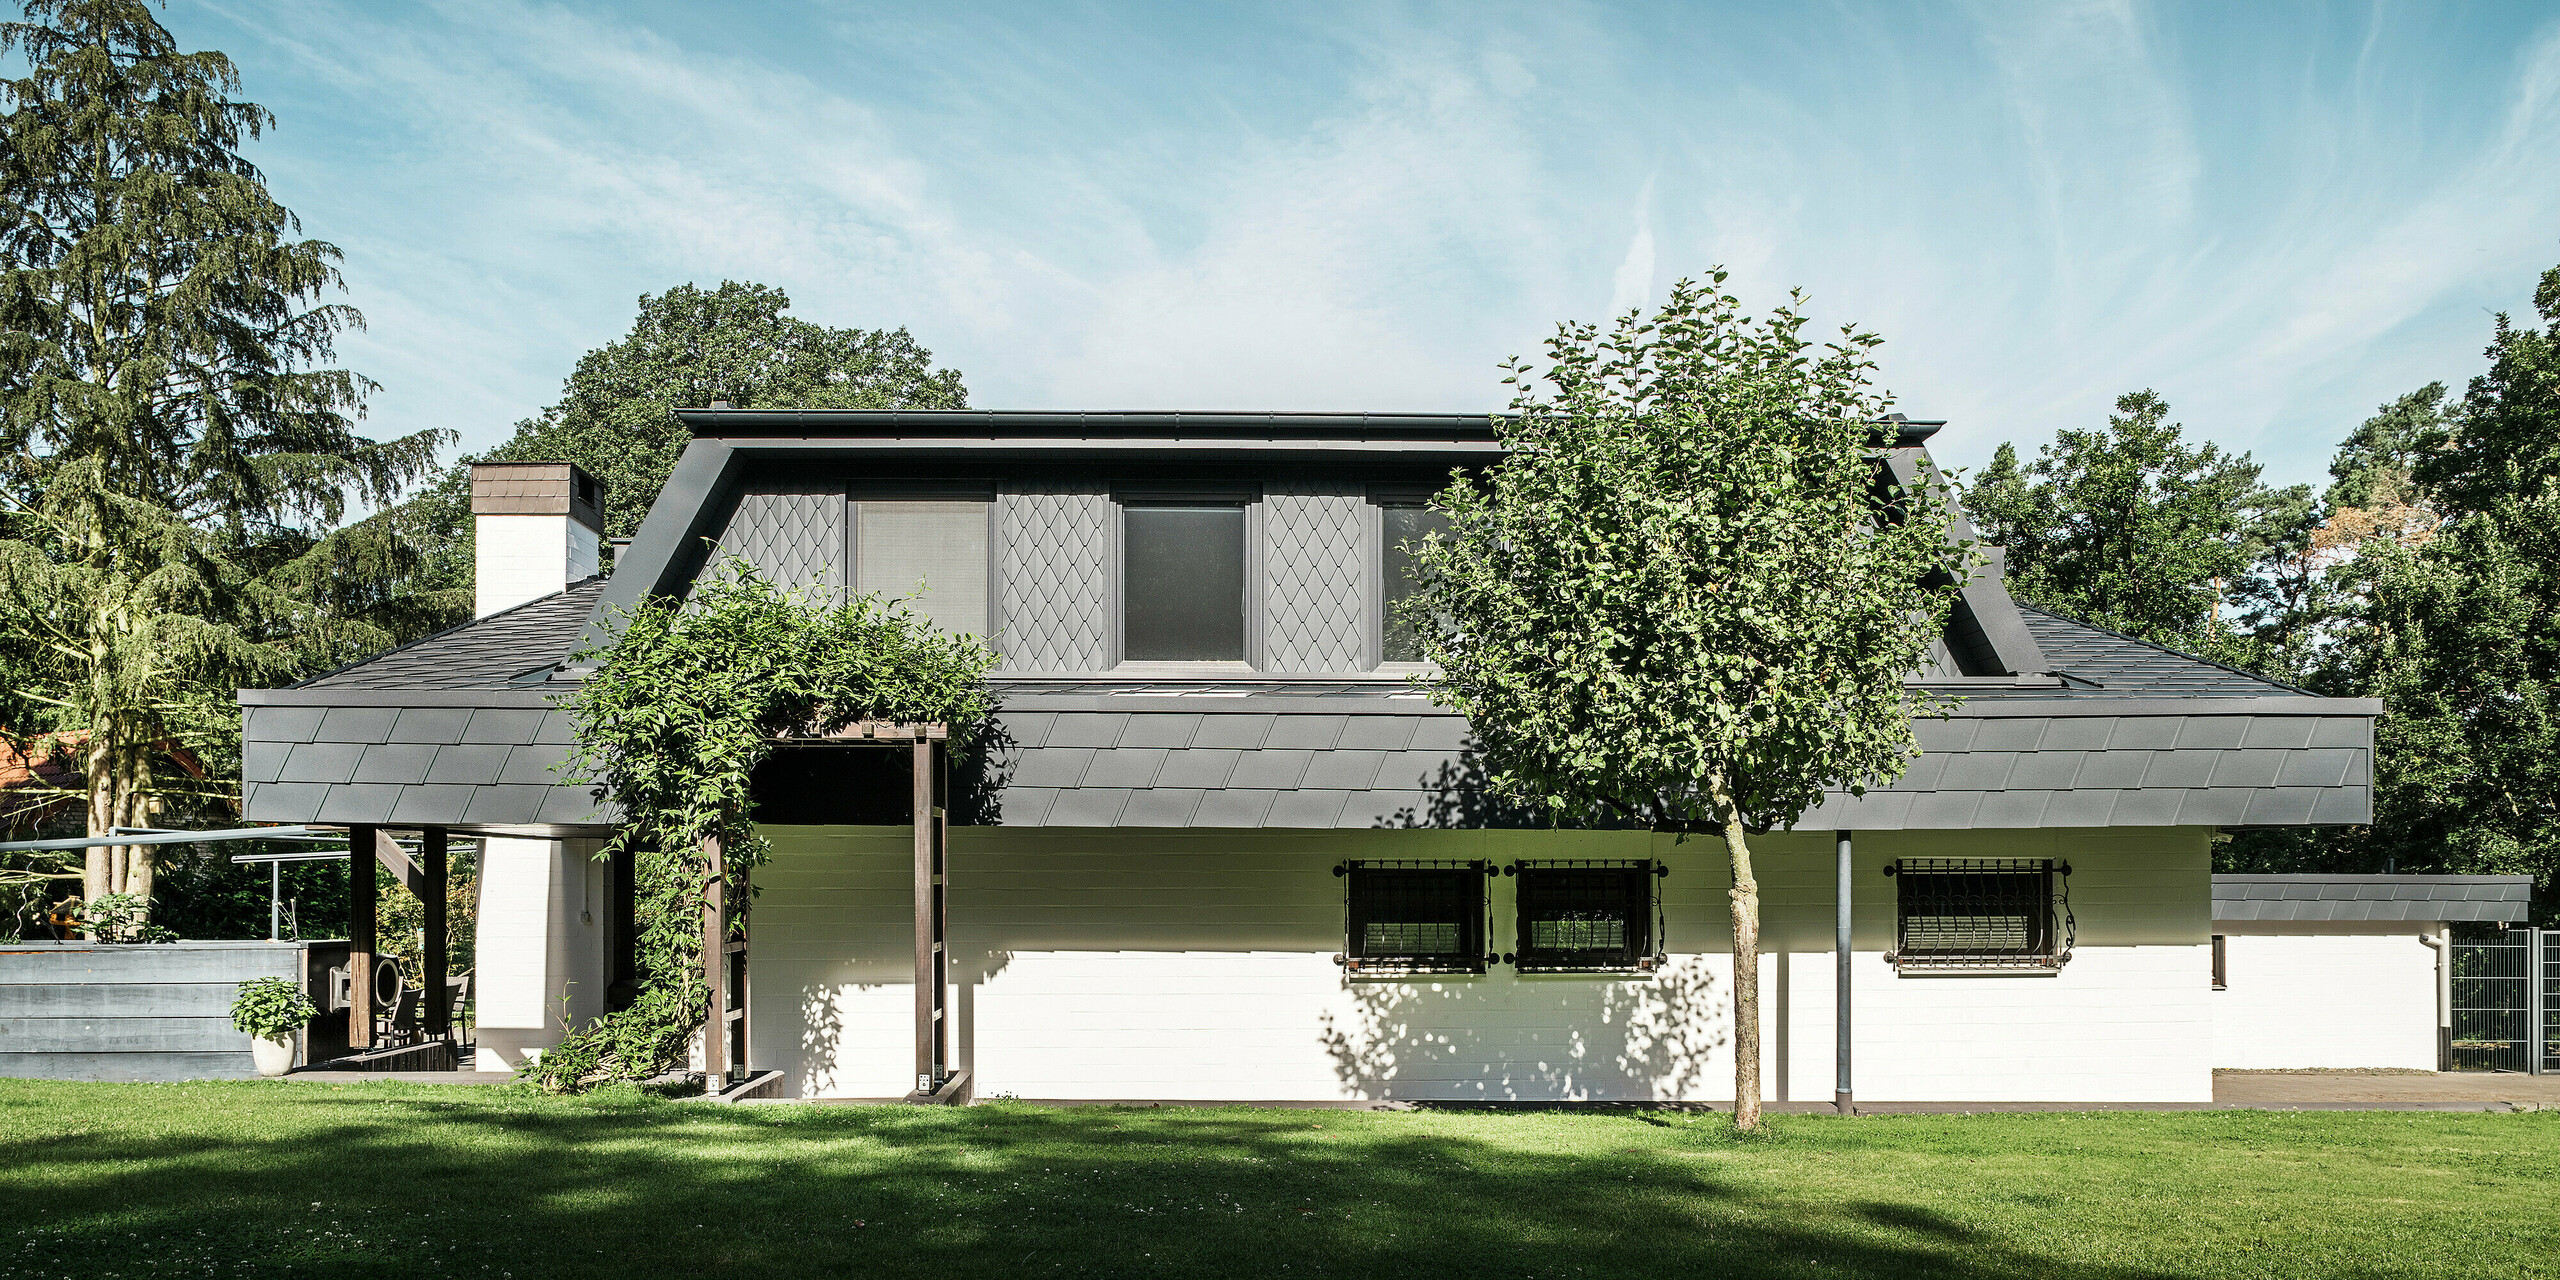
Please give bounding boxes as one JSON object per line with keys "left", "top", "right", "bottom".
{"left": 1378, "top": 501, "right": 1451, "bottom": 664}
{"left": 1122, "top": 502, "right": 1245, "bottom": 661}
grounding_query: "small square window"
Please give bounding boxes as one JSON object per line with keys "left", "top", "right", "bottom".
{"left": 1886, "top": 858, "right": 2070, "bottom": 973}
{"left": 1514, "top": 861, "right": 1658, "bottom": 972}
{"left": 856, "top": 500, "right": 990, "bottom": 637}
{"left": 1379, "top": 502, "right": 1451, "bottom": 664}
{"left": 1340, "top": 860, "right": 1487, "bottom": 974}
{"left": 1123, "top": 503, "right": 1245, "bottom": 661}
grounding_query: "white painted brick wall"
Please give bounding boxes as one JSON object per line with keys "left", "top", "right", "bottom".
{"left": 472, "top": 837, "right": 605, "bottom": 1070}
{"left": 474, "top": 514, "right": 599, "bottom": 618}
{"left": 2210, "top": 925, "right": 2438, "bottom": 1069}
{"left": 748, "top": 825, "right": 2217, "bottom": 1102}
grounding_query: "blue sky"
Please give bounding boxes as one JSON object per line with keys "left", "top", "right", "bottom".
{"left": 168, "top": 0, "right": 2560, "bottom": 488}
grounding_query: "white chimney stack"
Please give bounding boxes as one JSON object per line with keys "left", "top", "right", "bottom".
{"left": 471, "top": 461, "right": 604, "bottom": 618}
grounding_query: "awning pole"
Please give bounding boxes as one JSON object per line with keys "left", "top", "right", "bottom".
{"left": 1836, "top": 829, "right": 1853, "bottom": 1115}
{"left": 270, "top": 861, "right": 281, "bottom": 942}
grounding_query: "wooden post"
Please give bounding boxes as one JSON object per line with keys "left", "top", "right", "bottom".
{"left": 422, "top": 827, "right": 449, "bottom": 1043}
{"left": 701, "top": 833, "right": 726, "bottom": 1083}
{"left": 912, "top": 739, "right": 943, "bottom": 1095}
{"left": 348, "top": 824, "right": 377, "bottom": 1051}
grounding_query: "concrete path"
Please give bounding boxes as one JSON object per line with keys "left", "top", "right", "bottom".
{"left": 2210, "top": 1069, "right": 2560, "bottom": 1111}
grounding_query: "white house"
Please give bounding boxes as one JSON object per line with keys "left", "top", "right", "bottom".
{"left": 236, "top": 411, "right": 2382, "bottom": 1104}
{"left": 2211, "top": 873, "right": 2533, "bottom": 1071}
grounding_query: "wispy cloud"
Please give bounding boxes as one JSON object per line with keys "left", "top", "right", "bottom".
{"left": 175, "top": 0, "right": 2560, "bottom": 489}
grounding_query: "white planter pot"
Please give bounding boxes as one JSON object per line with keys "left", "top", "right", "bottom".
{"left": 251, "top": 1035, "right": 295, "bottom": 1077}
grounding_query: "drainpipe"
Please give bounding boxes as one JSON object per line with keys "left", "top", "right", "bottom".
{"left": 1836, "top": 829, "right": 1853, "bottom": 1115}
{"left": 2419, "top": 925, "right": 2451, "bottom": 1072}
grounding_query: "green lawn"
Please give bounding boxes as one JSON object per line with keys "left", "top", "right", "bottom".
{"left": 0, "top": 1081, "right": 2550, "bottom": 1280}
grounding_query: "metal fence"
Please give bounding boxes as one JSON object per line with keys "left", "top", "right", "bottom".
{"left": 2546, "top": 930, "right": 2560, "bottom": 1075}
{"left": 2451, "top": 930, "right": 2550, "bottom": 1074}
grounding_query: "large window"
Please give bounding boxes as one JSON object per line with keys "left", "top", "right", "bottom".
{"left": 1513, "top": 861, "right": 1660, "bottom": 972}
{"left": 1379, "top": 502, "right": 1451, "bottom": 664}
{"left": 1338, "top": 860, "right": 1489, "bottom": 974}
{"left": 1885, "top": 858, "right": 2072, "bottom": 973}
{"left": 1123, "top": 503, "right": 1245, "bottom": 661}
{"left": 855, "top": 500, "right": 989, "bottom": 637}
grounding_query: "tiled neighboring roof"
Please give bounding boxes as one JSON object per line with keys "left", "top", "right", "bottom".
{"left": 2015, "top": 605, "right": 2306, "bottom": 698}
{"left": 292, "top": 579, "right": 605, "bottom": 691}
{"left": 2213, "top": 874, "right": 2533, "bottom": 923}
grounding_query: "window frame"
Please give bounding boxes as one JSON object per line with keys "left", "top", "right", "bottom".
{"left": 1883, "top": 857, "right": 2074, "bottom": 974}
{"left": 1509, "top": 859, "right": 1663, "bottom": 974}
{"left": 1336, "top": 859, "right": 1492, "bottom": 976}
{"left": 1367, "top": 485, "right": 1448, "bottom": 671}
{"left": 1111, "top": 484, "right": 1261, "bottom": 670}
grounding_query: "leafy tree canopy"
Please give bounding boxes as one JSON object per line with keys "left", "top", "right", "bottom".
{"left": 401, "top": 281, "right": 966, "bottom": 596}
{"left": 2332, "top": 264, "right": 2560, "bottom": 908}
{"left": 1413, "top": 274, "right": 1964, "bottom": 1126}
{"left": 1965, "top": 390, "right": 2305, "bottom": 669}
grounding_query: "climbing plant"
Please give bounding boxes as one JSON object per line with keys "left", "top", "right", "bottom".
{"left": 529, "top": 566, "right": 996, "bottom": 1092}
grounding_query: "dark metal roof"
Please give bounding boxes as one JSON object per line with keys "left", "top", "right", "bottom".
{"left": 2015, "top": 605, "right": 2307, "bottom": 698}
{"left": 293, "top": 579, "right": 603, "bottom": 691}
{"left": 675, "top": 408, "right": 1508, "bottom": 442}
{"left": 2213, "top": 874, "right": 2533, "bottom": 923}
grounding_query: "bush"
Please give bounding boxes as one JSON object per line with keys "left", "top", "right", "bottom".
{"left": 230, "top": 976, "right": 318, "bottom": 1042}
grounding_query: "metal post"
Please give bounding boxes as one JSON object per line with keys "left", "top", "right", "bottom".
{"left": 269, "top": 860, "right": 281, "bottom": 942}
{"left": 2532, "top": 928, "right": 2547, "bottom": 1077}
{"left": 1835, "top": 829, "right": 1853, "bottom": 1115}
{"left": 422, "top": 828, "right": 449, "bottom": 1043}
{"left": 347, "top": 824, "right": 377, "bottom": 1051}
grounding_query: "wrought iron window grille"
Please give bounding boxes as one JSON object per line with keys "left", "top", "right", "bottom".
{"left": 1504, "top": 859, "right": 1669, "bottom": 973}
{"left": 1882, "top": 858, "right": 2074, "bottom": 974}
{"left": 1334, "top": 859, "right": 1495, "bottom": 976}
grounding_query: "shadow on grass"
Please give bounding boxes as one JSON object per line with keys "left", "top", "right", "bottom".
{"left": 1, "top": 1086, "right": 2187, "bottom": 1280}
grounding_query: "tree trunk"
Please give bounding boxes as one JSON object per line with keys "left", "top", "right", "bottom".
{"left": 81, "top": 725, "right": 113, "bottom": 930}
{"left": 1713, "top": 774, "right": 1763, "bottom": 1131}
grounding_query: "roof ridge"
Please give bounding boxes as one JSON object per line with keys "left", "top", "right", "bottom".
{"left": 280, "top": 577, "right": 605, "bottom": 691}
{"left": 2013, "top": 600, "right": 2311, "bottom": 696}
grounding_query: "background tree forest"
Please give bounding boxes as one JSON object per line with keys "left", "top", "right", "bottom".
{"left": 1, "top": 3, "right": 2549, "bottom": 941}
{"left": 1967, "top": 262, "right": 2560, "bottom": 915}
{"left": 0, "top": 2, "right": 964, "bottom": 941}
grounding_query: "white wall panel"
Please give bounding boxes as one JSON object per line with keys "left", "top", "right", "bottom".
{"left": 472, "top": 836, "right": 605, "bottom": 1070}
{"left": 748, "top": 825, "right": 2216, "bottom": 1102}
{"left": 2210, "top": 926, "right": 2438, "bottom": 1069}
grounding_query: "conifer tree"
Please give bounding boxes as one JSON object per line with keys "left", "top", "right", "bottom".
{"left": 0, "top": 0, "right": 439, "bottom": 915}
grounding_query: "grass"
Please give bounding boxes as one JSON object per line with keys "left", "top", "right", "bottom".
{"left": 0, "top": 1081, "right": 2551, "bottom": 1280}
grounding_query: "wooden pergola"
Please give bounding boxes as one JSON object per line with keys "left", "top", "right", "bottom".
{"left": 699, "top": 721, "right": 961, "bottom": 1101}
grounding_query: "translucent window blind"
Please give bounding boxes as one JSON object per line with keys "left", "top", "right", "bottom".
{"left": 856, "top": 501, "right": 989, "bottom": 637}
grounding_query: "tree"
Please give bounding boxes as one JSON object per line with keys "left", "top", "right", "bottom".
{"left": 2341, "top": 265, "right": 2560, "bottom": 913}
{"left": 402, "top": 281, "right": 967, "bottom": 595}
{"left": 0, "top": 0, "right": 440, "bottom": 916}
{"left": 1411, "top": 275, "right": 1963, "bottom": 1129}
{"left": 1965, "top": 390, "right": 2303, "bottom": 669}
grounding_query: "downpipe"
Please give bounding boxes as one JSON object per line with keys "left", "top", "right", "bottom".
{"left": 2426, "top": 926, "right": 2447, "bottom": 1075}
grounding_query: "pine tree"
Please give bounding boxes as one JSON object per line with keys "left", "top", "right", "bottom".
{"left": 0, "top": 0, "right": 440, "bottom": 917}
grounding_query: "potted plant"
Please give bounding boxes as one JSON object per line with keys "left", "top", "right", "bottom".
{"left": 230, "top": 977, "right": 317, "bottom": 1077}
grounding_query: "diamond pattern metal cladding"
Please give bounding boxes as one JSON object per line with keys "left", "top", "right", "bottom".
{"left": 999, "top": 490, "right": 1111, "bottom": 671}
{"left": 1264, "top": 485, "right": 1367, "bottom": 672}
{"left": 706, "top": 485, "right": 845, "bottom": 603}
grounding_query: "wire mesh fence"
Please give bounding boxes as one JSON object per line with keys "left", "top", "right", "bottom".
{"left": 2450, "top": 930, "right": 2537, "bottom": 1072}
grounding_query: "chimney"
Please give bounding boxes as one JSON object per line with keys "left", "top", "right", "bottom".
{"left": 471, "top": 461, "right": 604, "bottom": 618}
